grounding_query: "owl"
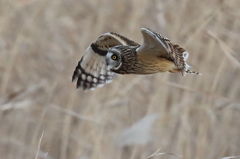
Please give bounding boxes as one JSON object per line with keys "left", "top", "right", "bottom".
{"left": 72, "top": 28, "right": 201, "bottom": 90}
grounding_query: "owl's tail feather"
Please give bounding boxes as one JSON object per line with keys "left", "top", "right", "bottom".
{"left": 186, "top": 69, "right": 202, "bottom": 76}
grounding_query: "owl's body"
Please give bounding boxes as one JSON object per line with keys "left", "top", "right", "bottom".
{"left": 72, "top": 28, "right": 201, "bottom": 90}
{"left": 112, "top": 49, "right": 175, "bottom": 74}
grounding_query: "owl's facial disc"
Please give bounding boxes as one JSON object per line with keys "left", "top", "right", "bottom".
{"left": 106, "top": 48, "right": 122, "bottom": 71}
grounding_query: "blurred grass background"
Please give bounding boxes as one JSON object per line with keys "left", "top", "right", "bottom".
{"left": 0, "top": 0, "right": 240, "bottom": 159}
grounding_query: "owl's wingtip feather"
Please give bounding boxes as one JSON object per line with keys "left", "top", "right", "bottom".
{"left": 72, "top": 73, "right": 77, "bottom": 82}
{"left": 72, "top": 62, "right": 114, "bottom": 90}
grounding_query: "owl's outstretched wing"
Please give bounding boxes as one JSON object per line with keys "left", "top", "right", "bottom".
{"left": 72, "top": 32, "right": 139, "bottom": 90}
{"left": 137, "top": 28, "right": 191, "bottom": 76}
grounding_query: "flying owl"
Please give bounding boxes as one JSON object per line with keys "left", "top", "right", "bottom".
{"left": 72, "top": 28, "right": 201, "bottom": 90}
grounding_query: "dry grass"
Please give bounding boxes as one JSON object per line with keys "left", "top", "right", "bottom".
{"left": 0, "top": 0, "right": 240, "bottom": 159}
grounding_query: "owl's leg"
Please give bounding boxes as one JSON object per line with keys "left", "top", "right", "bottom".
{"left": 169, "top": 69, "right": 181, "bottom": 73}
{"left": 169, "top": 68, "right": 202, "bottom": 75}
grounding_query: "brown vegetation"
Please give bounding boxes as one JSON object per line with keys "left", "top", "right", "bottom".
{"left": 0, "top": 0, "right": 240, "bottom": 159}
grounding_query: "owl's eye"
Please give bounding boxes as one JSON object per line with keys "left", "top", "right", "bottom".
{"left": 111, "top": 55, "right": 118, "bottom": 60}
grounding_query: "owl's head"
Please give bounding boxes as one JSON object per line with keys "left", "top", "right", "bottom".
{"left": 106, "top": 46, "right": 123, "bottom": 71}
{"left": 106, "top": 45, "right": 138, "bottom": 71}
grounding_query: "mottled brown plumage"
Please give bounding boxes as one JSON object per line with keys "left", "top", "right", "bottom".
{"left": 72, "top": 28, "right": 201, "bottom": 90}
